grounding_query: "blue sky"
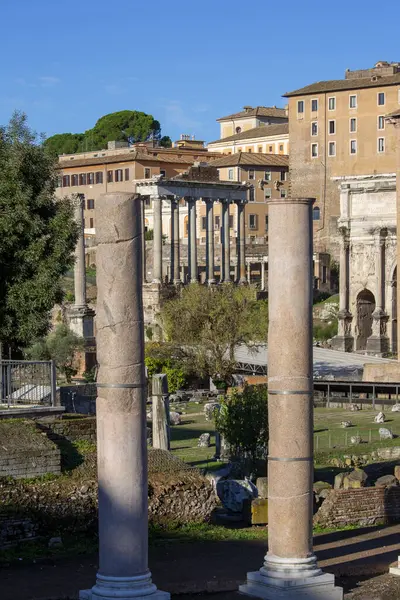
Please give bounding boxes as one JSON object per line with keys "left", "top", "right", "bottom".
{"left": 1, "top": 0, "right": 399, "bottom": 144}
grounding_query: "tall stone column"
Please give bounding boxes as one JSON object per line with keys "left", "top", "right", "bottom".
{"left": 332, "top": 227, "right": 353, "bottom": 352}
{"left": 237, "top": 201, "right": 247, "bottom": 284}
{"left": 74, "top": 193, "right": 86, "bottom": 308}
{"left": 205, "top": 199, "right": 216, "bottom": 285}
{"left": 152, "top": 195, "right": 163, "bottom": 284}
{"left": 80, "top": 192, "right": 169, "bottom": 600}
{"left": 240, "top": 198, "right": 342, "bottom": 600}
{"left": 187, "top": 197, "right": 198, "bottom": 283}
{"left": 261, "top": 260, "right": 265, "bottom": 291}
{"left": 141, "top": 197, "right": 147, "bottom": 284}
{"left": 221, "top": 200, "right": 231, "bottom": 282}
{"left": 367, "top": 229, "right": 389, "bottom": 355}
{"left": 170, "top": 197, "right": 180, "bottom": 285}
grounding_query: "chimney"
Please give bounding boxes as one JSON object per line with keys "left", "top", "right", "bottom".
{"left": 243, "top": 106, "right": 253, "bottom": 113}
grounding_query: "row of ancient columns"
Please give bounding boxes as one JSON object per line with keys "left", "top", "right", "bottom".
{"left": 151, "top": 195, "right": 247, "bottom": 285}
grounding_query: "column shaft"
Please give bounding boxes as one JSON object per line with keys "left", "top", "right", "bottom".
{"left": 222, "top": 201, "right": 231, "bottom": 282}
{"left": 152, "top": 196, "right": 163, "bottom": 284}
{"left": 74, "top": 194, "right": 86, "bottom": 307}
{"left": 188, "top": 198, "right": 198, "bottom": 282}
{"left": 375, "top": 234, "right": 384, "bottom": 310}
{"left": 83, "top": 192, "right": 169, "bottom": 600}
{"left": 238, "top": 202, "right": 246, "bottom": 284}
{"left": 261, "top": 261, "right": 265, "bottom": 291}
{"left": 338, "top": 233, "right": 348, "bottom": 312}
{"left": 206, "top": 199, "right": 215, "bottom": 284}
{"left": 141, "top": 197, "right": 146, "bottom": 284}
{"left": 171, "top": 198, "right": 180, "bottom": 284}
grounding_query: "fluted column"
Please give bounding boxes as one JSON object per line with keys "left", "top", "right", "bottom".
{"left": 152, "top": 195, "right": 163, "bottom": 284}
{"left": 237, "top": 200, "right": 247, "bottom": 284}
{"left": 221, "top": 200, "right": 231, "bottom": 282}
{"left": 73, "top": 193, "right": 86, "bottom": 307}
{"left": 170, "top": 197, "right": 180, "bottom": 285}
{"left": 332, "top": 227, "right": 353, "bottom": 352}
{"left": 187, "top": 197, "right": 198, "bottom": 283}
{"left": 240, "top": 198, "right": 342, "bottom": 600}
{"left": 205, "top": 199, "right": 216, "bottom": 285}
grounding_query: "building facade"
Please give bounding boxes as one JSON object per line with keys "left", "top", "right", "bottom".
{"left": 285, "top": 61, "right": 400, "bottom": 257}
{"left": 207, "top": 123, "right": 289, "bottom": 156}
{"left": 332, "top": 174, "right": 397, "bottom": 355}
{"left": 216, "top": 105, "right": 288, "bottom": 139}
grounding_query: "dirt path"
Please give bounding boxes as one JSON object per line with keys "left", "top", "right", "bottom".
{"left": 1, "top": 524, "right": 399, "bottom": 600}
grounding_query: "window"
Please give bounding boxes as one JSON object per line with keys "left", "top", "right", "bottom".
{"left": 311, "top": 122, "right": 318, "bottom": 136}
{"left": 265, "top": 188, "right": 272, "bottom": 199}
{"left": 124, "top": 168, "right": 130, "bottom": 181}
{"left": 229, "top": 215, "right": 234, "bottom": 228}
{"left": 87, "top": 199, "right": 95, "bottom": 210}
{"left": 350, "top": 117, "right": 357, "bottom": 133}
{"left": 280, "top": 170, "right": 287, "bottom": 181}
{"left": 328, "top": 97, "right": 336, "bottom": 110}
{"left": 235, "top": 126, "right": 242, "bottom": 134}
{"left": 258, "top": 146, "right": 263, "bottom": 153}
{"left": 62, "top": 175, "right": 70, "bottom": 187}
{"left": 297, "top": 100, "right": 304, "bottom": 113}
{"left": 378, "top": 137, "right": 385, "bottom": 153}
{"left": 87, "top": 172, "right": 94, "bottom": 185}
{"left": 79, "top": 173, "right": 87, "bottom": 185}
{"left": 201, "top": 216, "right": 207, "bottom": 230}
{"left": 144, "top": 197, "right": 151, "bottom": 207}
{"left": 328, "top": 141, "right": 336, "bottom": 157}
{"left": 322, "top": 266, "right": 327, "bottom": 284}
{"left": 144, "top": 168, "right": 151, "bottom": 179}
{"left": 248, "top": 169, "right": 255, "bottom": 180}
{"left": 268, "top": 145, "right": 273, "bottom": 152}
{"left": 265, "top": 170, "right": 271, "bottom": 181}
{"left": 313, "top": 206, "right": 320, "bottom": 221}
{"left": 280, "top": 189, "right": 287, "bottom": 198}
{"left": 215, "top": 216, "right": 220, "bottom": 228}
{"left": 378, "top": 115, "right": 385, "bottom": 130}
{"left": 311, "top": 143, "right": 318, "bottom": 158}
{"left": 265, "top": 215, "right": 269, "bottom": 232}
{"left": 349, "top": 95, "right": 357, "bottom": 108}
{"left": 107, "top": 170, "right": 113, "bottom": 183}
{"left": 311, "top": 98, "right": 318, "bottom": 112}
{"left": 89, "top": 218, "right": 94, "bottom": 229}
{"left": 228, "top": 168, "right": 234, "bottom": 180}
{"left": 160, "top": 169, "right": 166, "bottom": 177}
{"left": 115, "top": 169, "right": 123, "bottom": 182}
{"left": 95, "top": 171, "right": 103, "bottom": 184}
{"left": 378, "top": 92, "right": 385, "bottom": 106}
{"left": 248, "top": 148, "right": 252, "bottom": 153}
{"left": 249, "top": 187, "right": 255, "bottom": 202}
{"left": 249, "top": 214, "right": 257, "bottom": 230}
{"left": 71, "top": 174, "right": 78, "bottom": 186}
{"left": 350, "top": 139, "right": 357, "bottom": 154}
{"left": 57, "top": 176, "right": 62, "bottom": 188}
{"left": 279, "top": 144, "right": 284, "bottom": 152}
{"left": 328, "top": 120, "right": 336, "bottom": 135}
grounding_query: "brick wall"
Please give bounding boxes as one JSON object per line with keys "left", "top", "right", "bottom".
{"left": 314, "top": 487, "right": 400, "bottom": 528}
{"left": 0, "top": 448, "right": 60, "bottom": 480}
{"left": 0, "top": 516, "right": 39, "bottom": 547}
{"left": 37, "top": 417, "right": 96, "bottom": 443}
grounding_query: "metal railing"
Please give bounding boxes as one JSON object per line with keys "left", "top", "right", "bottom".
{"left": 0, "top": 360, "right": 56, "bottom": 407}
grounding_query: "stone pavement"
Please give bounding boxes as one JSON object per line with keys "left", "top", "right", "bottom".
{"left": 2, "top": 524, "right": 400, "bottom": 600}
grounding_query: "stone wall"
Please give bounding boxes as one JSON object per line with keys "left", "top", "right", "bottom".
{"left": 37, "top": 417, "right": 96, "bottom": 443}
{"left": 314, "top": 486, "right": 400, "bottom": 528}
{"left": 0, "top": 448, "right": 60, "bottom": 480}
{"left": 0, "top": 515, "right": 39, "bottom": 548}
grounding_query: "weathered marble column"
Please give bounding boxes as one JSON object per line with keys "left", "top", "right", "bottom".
{"left": 152, "top": 195, "right": 163, "bottom": 284}
{"left": 221, "top": 200, "right": 231, "bottom": 282}
{"left": 261, "top": 260, "right": 265, "bottom": 291}
{"left": 80, "top": 192, "right": 169, "bottom": 600}
{"left": 141, "top": 197, "right": 147, "bottom": 283}
{"left": 152, "top": 374, "right": 170, "bottom": 451}
{"left": 332, "top": 227, "right": 353, "bottom": 352}
{"left": 240, "top": 198, "right": 342, "bottom": 600}
{"left": 205, "top": 199, "right": 216, "bottom": 285}
{"left": 187, "top": 197, "right": 198, "bottom": 282}
{"left": 74, "top": 193, "right": 86, "bottom": 308}
{"left": 237, "top": 200, "right": 247, "bottom": 284}
{"left": 247, "top": 261, "right": 251, "bottom": 284}
{"left": 170, "top": 197, "right": 180, "bottom": 285}
{"left": 367, "top": 229, "right": 389, "bottom": 355}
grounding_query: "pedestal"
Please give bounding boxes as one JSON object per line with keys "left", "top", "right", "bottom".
{"left": 366, "top": 309, "right": 390, "bottom": 356}
{"left": 80, "top": 572, "right": 170, "bottom": 600}
{"left": 331, "top": 309, "right": 353, "bottom": 352}
{"left": 240, "top": 556, "right": 343, "bottom": 599}
{"left": 68, "top": 305, "right": 95, "bottom": 339}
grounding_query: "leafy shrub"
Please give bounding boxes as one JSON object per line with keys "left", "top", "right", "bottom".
{"left": 145, "top": 345, "right": 187, "bottom": 393}
{"left": 313, "top": 321, "right": 338, "bottom": 341}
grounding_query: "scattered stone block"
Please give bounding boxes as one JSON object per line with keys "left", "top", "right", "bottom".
{"left": 375, "top": 475, "right": 397, "bottom": 488}
{"left": 374, "top": 411, "right": 386, "bottom": 424}
{"left": 204, "top": 402, "right": 220, "bottom": 422}
{"left": 256, "top": 477, "right": 268, "bottom": 499}
{"left": 216, "top": 478, "right": 257, "bottom": 513}
{"left": 350, "top": 435, "right": 362, "bottom": 445}
{"left": 341, "top": 421, "right": 353, "bottom": 428}
{"left": 48, "top": 537, "right": 63, "bottom": 548}
{"left": 349, "top": 404, "right": 361, "bottom": 411}
{"left": 251, "top": 498, "right": 268, "bottom": 525}
{"left": 391, "top": 404, "right": 400, "bottom": 412}
{"left": 343, "top": 468, "right": 368, "bottom": 489}
{"left": 313, "top": 481, "right": 332, "bottom": 494}
{"left": 198, "top": 433, "right": 211, "bottom": 447}
{"left": 169, "top": 411, "right": 181, "bottom": 426}
{"left": 379, "top": 427, "right": 393, "bottom": 440}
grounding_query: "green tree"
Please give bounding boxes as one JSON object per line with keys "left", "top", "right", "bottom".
{"left": 26, "top": 324, "right": 84, "bottom": 382}
{"left": 159, "top": 135, "right": 172, "bottom": 148}
{"left": 216, "top": 386, "right": 268, "bottom": 467}
{"left": 160, "top": 285, "right": 268, "bottom": 382}
{"left": 0, "top": 112, "right": 79, "bottom": 354}
{"left": 145, "top": 342, "right": 188, "bottom": 393}
{"left": 43, "top": 132, "right": 84, "bottom": 156}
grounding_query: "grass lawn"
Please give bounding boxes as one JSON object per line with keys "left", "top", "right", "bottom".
{"left": 169, "top": 403, "right": 400, "bottom": 470}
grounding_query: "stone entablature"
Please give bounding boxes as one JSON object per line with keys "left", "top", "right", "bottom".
{"left": 332, "top": 174, "right": 397, "bottom": 355}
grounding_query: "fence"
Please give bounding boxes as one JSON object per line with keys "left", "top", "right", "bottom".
{"left": 314, "top": 380, "right": 400, "bottom": 409}
{"left": 314, "top": 426, "right": 399, "bottom": 452}
{"left": 0, "top": 360, "right": 56, "bottom": 407}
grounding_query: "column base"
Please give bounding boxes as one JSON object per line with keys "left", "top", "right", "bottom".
{"left": 331, "top": 335, "right": 354, "bottom": 352}
{"left": 366, "top": 335, "right": 390, "bottom": 356}
{"left": 80, "top": 572, "right": 170, "bottom": 600}
{"left": 239, "top": 556, "right": 343, "bottom": 600}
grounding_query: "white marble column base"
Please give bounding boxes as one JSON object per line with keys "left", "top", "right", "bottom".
{"left": 390, "top": 557, "right": 400, "bottom": 576}
{"left": 80, "top": 572, "right": 170, "bottom": 600}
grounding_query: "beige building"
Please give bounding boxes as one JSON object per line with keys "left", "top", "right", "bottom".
{"left": 284, "top": 61, "right": 400, "bottom": 257}
{"left": 216, "top": 105, "right": 288, "bottom": 138}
